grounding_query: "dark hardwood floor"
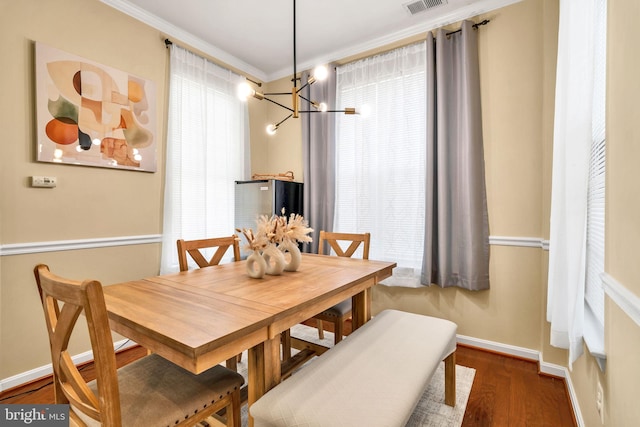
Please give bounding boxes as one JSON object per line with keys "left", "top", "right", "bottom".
{"left": 456, "top": 344, "right": 576, "bottom": 427}
{"left": 1, "top": 324, "right": 576, "bottom": 426}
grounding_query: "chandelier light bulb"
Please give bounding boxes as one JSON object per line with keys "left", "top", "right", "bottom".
{"left": 237, "top": 82, "right": 254, "bottom": 101}
{"left": 313, "top": 65, "right": 328, "bottom": 81}
{"left": 359, "top": 104, "right": 373, "bottom": 118}
{"left": 266, "top": 124, "right": 277, "bottom": 135}
{"left": 318, "top": 102, "right": 328, "bottom": 112}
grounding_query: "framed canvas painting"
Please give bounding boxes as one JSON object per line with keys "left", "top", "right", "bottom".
{"left": 35, "top": 42, "right": 157, "bottom": 172}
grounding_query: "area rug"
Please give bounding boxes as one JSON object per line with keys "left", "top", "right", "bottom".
{"left": 207, "top": 324, "right": 475, "bottom": 427}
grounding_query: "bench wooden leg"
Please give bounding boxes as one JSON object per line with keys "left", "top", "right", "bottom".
{"left": 444, "top": 352, "right": 456, "bottom": 407}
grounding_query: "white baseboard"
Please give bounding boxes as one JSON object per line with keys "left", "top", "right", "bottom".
{"left": 457, "top": 334, "right": 584, "bottom": 427}
{"left": 0, "top": 339, "right": 137, "bottom": 393}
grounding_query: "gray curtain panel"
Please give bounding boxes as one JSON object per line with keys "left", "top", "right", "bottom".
{"left": 301, "top": 68, "right": 337, "bottom": 254}
{"left": 421, "top": 21, "right": 490, "bottom": 290}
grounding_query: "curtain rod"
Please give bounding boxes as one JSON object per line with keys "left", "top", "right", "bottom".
{"left": 163, "top": 37, "right": 263, "bottom": 87}
{"left": 164, "top": 18, "right": 490, "bottom": 82}
{"left": 446, "top": 19, "right": 490, "bottom": 36}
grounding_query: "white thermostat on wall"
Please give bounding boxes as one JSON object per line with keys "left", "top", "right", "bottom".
{"left": 31, "top": 176, "right": 57, "bottom": 188}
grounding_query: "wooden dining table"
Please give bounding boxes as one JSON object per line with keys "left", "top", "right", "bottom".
{"left": 102, "top": 253, "right": 395, "bottom": 425}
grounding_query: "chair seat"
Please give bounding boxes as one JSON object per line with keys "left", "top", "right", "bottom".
{"left": 319, "top": 299, "right": 352, "bottom": 317}
{"left": 82, "top": 354, "right": 244, "bottom": 427}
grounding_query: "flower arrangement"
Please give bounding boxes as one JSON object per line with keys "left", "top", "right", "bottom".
{"left": 236, "top": 227, "right": 269, "bottom": 252}
{"left": 237, "top": 208, "right": 313, "bottom": 250}
{"left": 260, "top": 209, "right": 314, "bottom": 245}
{"left": 236, "top": 209, "right": 313, "bottom": 276}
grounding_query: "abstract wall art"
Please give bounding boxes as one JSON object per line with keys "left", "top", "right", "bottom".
{"left": 35, "top": 42, "right": 157, "bottom": 172}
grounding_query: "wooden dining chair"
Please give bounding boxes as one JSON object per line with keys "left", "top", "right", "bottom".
{"left": 177, "top": 235, "right": 241, "bottom": 271}
{"left": 33, "top": 264, "right": 243, "bottom": 427}
{"left": 177, "top": 235, "right": 244, "bottom": 370}
{"left": 313, "top": 231, "right": 371, "bottom": 344}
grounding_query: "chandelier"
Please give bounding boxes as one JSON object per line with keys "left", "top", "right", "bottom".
{"left": 237, "top": 0, "right": 357, "bottom": 135}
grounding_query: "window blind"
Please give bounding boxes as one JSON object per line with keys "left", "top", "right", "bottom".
{"left": 334, "top": 42, "right": 427, "bottom": 283}
{"left": 585, "top": 0, "right": 607, "bottom": 327}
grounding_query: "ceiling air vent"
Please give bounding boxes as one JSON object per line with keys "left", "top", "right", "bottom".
{"left": 403, "top": 0, "right": 447, "bottom": 15}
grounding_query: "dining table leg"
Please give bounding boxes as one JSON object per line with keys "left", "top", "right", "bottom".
{"left": 351, "top": 283, "right": 373, "bottom": 330}
{"left": 247, "top": 334, "right": 281, "bottom": 427}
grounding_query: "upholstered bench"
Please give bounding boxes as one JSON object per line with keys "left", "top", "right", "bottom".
{"left": 250, "top": 309, "right": 458, "bottom": 427}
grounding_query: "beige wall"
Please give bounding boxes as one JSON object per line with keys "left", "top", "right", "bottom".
{"left": 246, "top": 75, "right": 304, "bottom": 182}
{"left": 374, "top": 246, "right": 544, "bottom": 350}
{"left": 601, "top": 0, "right": 640, "bottom": 425}
{"left": 0, "top": 0, "right": 167, "bottom": 245}
{"left": 256, "top": 76, "right": 304, "bottom": 182}
{"left": 358, "top": 1, "right": 640, "bottom": 426}
{"left": 0, "top": 0, "right": 167, "bottom": 379}
{"left": 374, "top": 0, "right": 553, "bottom": 350}
{"left": 2, "top": 1, "right": 640, "bottom": 425}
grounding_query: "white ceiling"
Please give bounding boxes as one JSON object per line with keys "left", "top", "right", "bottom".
{"left": 101, "top": 0, "right": 520, "bottom": 82}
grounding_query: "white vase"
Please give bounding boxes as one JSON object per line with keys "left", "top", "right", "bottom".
{"left": 279, "top": 240, "right": 302, "bottom": 272}
{"left": 246, "top": 250, "right": 267, "bottom": 279}
{"left": 263, "top": 244, "right": 285, "bottom": 275}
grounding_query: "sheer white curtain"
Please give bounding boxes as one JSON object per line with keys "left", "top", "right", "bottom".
{"left": 335, "top": 43, "right": 427, "bottom": 286}
{"left": 160, "top": 45, "right": 249, "bottom": 274}
{"left": 547, "top": 0, "right": 598, "bottom": 366}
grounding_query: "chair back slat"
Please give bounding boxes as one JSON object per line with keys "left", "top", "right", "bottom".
{"left": 318, "top": 231, "right": 370, "bottom": 260}
{"left": 59, "top": 351, "right": 102, "bottom": 419}
{"left": 177, "top": 235, "right": 240, "bottom": 271}
{"left": 34, "top": 264, "right": 122, "bottom": 426}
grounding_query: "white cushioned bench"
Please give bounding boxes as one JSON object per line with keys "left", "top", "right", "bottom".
{"left": 250, "top": 309, "right": 458, "bottom": 427}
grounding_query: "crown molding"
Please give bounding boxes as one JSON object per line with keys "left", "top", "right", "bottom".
{"left": 100, "top": 0, "right": 522, "bottom": 83}
{"left": 267, "top": 0, "right": 524, "bottom": 81}
{"left": 99, "top": 0, "right": 267, "bottom": 81}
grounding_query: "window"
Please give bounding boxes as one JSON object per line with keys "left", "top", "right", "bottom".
{"left": 160, "top": 45, "right": 248, "bottom": 273}
{"left": 334, "top": 43, "right": 427, "bottom": 286}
